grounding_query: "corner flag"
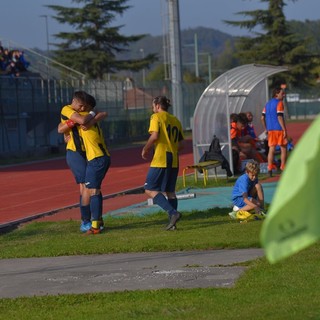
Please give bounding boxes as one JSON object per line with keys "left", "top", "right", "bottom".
{"left": 260, "top": 116, "right": 320, "bottom": 263}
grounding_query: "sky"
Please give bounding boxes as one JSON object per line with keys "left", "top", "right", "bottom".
{"left": 0, "top": 0, "right": 319, "bottom": 50}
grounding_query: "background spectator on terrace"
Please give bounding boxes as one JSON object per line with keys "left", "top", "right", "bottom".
{"left": 0, "top": 46, "right": 30, "bottom": 76}
{"left": 0, "top": 47, "right": 10, "bottom": 71}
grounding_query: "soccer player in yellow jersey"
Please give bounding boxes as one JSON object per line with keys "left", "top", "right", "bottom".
{"left": 79, "top": 94, "right": 110, "bottom": 235}
{"left": 59, "top": 91, "right": 99, "bottom": 231}
{"left": 142, "top": 96, "right": 185, "bottom": 230}
{"left": 58, "top": 91, "right": 109, "bottom": 234}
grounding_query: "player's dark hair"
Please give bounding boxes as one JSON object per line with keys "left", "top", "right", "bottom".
{"left": 272, "top": 87, "right": 283, "bottom": 97}
{"left": 73, "top": 91, "right": 96, "bottom": 109}
{"left": 73, "top": 91, "right": 87, "bottom": 103}
{"left": 86, "top": 93, "right": 96, "bottom": 110}
{"left": 230, "top": 113, "right": 238, "bottom": 123}
{"left": 237, "top": 112, "right": 248, "bottom": 126}
{"left": 153, "top": 96, "right": 171, "bottom": 111}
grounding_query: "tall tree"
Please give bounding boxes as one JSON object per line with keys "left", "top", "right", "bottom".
{"left": 47, "top": 0, "right": 157, "bottom": 79}
{"left": 224, "top": 0, "right": 319, "bottom": 89}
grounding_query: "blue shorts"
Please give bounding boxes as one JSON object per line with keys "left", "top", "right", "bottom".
{"left": 144, "top": 167, "right": 178, "bottom": 192}
{"left": 85, "top": 155, "right": 110, "bottom": 189}
{"left": 66, "top": 150, "right": 87, "bottom": 184}
{"left": 233, "top": 196, "right": 253, "bottom": 209}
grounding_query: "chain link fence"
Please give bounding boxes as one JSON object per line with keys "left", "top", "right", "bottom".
{"left": 1, "top": 75, "right": 319, "bottom": 158}
{"left": 0, "top": 76, "right": 204, "bottom": 156}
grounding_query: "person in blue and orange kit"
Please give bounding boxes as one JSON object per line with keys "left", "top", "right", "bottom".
{"left": 261, "top": 86, "right": 288, "bottom": 177}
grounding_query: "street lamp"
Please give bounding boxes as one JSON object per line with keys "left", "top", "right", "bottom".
{"left": 140, "top": 48, "right": 146, "bottom": 87}
{"left": 39, "top": 15, "right": 50, "bottom": 98}
{"left": 39, "top": 15, "right": 50, "bottom": 53}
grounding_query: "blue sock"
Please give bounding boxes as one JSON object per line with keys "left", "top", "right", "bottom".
{"left": 153, "top": 193, "right": 176, "bottom": 216}
{"left": 98, "top": 193, "right": 103, "bottom": 221}
{"left": 80, "top": 205, "right": 91, "bottom": 222}
{"left": 80, "top": 196, "right": 90, "bottom": 222}
{"left": 168, "top": 198, "right": 178, "bottom": 210}
{"left": 90, "top": 194, "right": 102, "bottom": 222}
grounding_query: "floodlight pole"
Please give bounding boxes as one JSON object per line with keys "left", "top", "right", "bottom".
{"left": 40, "top": 15, "right": 50, "bottom": 53}
{"left": 167, "top": 0, "right": 183, "bottom": 124}
{"left": 40, "top": 15, "right": 51, "bottom": 102}
{"left": 140, "top": 48, "right": 146, "bottom": 87}
{"left": 225, "top": 75, "right": 234, "bottom": 175}
{"left": 194, "top": 33, "right": 199, "bottom": 78}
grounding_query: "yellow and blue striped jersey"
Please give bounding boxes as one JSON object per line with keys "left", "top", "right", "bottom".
{"left": 149, "top": 111, "right": 184, "bottom": 168}
{"left": 60, "top": 105, "right": 85, "bottom": 153}
{"left": 80, "top": 123, "right": 110, "bottom": 161}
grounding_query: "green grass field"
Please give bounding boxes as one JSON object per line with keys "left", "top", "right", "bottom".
{"left": 1, "top": 206, "right": 319, "bottom": 319}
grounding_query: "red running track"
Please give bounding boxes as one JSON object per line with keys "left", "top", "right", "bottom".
{"left": 0, "top": 138, "right": 194, "bottom": 226}
{"left": 0, "top": 121, "right": 312, "bottom": 226}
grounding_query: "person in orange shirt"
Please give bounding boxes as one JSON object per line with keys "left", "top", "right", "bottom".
{"left": 231, "top": 113, "right": 267, "bottom": 173}
{"left": 230, "top": 113, "right": 247, "bottom": 173}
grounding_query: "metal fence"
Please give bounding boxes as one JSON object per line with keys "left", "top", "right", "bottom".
{"left": 0, "top": 75, "right": 205, "bottom": 155}
{"left": 287, "top": 100, "right": 320, "bottom": 119}
{"left": 1, "top": 74, "right": 319, "bottom": 157}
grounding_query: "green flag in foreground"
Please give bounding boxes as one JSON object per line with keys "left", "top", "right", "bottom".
{"left": 260, "top": 116, "right": 320, "bottom": 263}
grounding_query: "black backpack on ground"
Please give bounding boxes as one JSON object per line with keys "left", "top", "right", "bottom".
{"left": 198, "top": 135, "right": 233, "bottom": 177}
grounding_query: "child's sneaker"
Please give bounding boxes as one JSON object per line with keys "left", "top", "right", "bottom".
{"left": 259, "top": 210, "right": 267, "bottom": 217}
{"left": 80, "top": 221, "right": 91, "bottom": 233}
{"left": 228, "top": 211, "right": 237, "bottom": 219}
{"left": 99, "top": 219, "right": 105, "bottom": 231}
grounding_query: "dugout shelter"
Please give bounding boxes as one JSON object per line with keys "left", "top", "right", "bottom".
{"left": 192, "top": 64, "right": 288, "bottom": 173}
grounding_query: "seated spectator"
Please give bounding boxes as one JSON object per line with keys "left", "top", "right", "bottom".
{"left": 231, "top": 113, "right": 267, "bottom": 173}
{"left": 244, "top": 111, "right": 257, "bottom": 139}
{"left": 0, "top": 52, "right": 5, "bottom": 71}
{"left": 242, "top": 111, "right": 267, "bottom": 153}
{"left": 6, "top": 61, "right": 20, "bottom": 77}
{"left": 11, "top": 50, "right": 29, "bottom": 71}
{"left": 230, "top": 113, "right": 247, "bottom": 173}
{"left": 230, "top": 113, "right": 238, "bottom": 124}
{"left": 0, "top": 46, "right": 30, "bottom": 77}
{"left": 0, "top": 48, "right": 10, "bottom": 71}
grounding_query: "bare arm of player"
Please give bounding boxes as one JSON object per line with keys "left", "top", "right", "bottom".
{"left": 70, "top": 111, "right": 95, "bottom": 125}
{"left": 80, "top": 111, "right": 108, "bottom": 131}
{"left": 57, "top": 111, "right": 108, "bottom": 134}
{"left": 57, "top": 121, "right": 72, "bottom": 134}
{"left": 64, "top": 133, "right": 71, "bottom": 143}
{"left": 260, "top": 114, "right": 267, "bottom": 133}
{"left": 142, "top": 131, "right": 158, "bottom": 160}
{"left": 278, "top": 115, "right": 287, "bottom": 139}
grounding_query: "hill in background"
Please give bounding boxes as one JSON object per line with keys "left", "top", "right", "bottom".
{"left": 119, "top": 26, "right": 234, "bottom": 63}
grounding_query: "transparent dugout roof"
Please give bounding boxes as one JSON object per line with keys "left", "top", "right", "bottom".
{"left": 192, "top": 64, "right": 288, "bottom": 171}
